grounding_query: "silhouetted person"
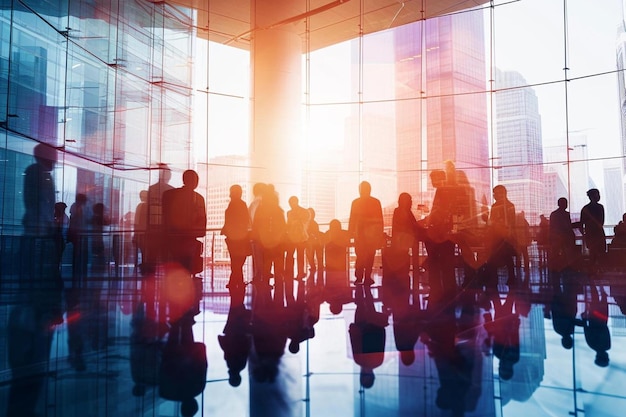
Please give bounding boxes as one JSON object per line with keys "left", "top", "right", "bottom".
{"left": 580, "top": 285, "right": 611, "bottom": 367}
{"left": 579, "top": 188, "right": 606, "bottom": 267}
{"left": 143, "top": 163, "right": 173, "bottom": 275}
{"left": 90, "top": 202, "right": 110, "bottom": 273}
{"left": 484, "top": 185, "right": 517, "bottom": 289}
{"left": 348, "top": 181, "right": 384, "bottom": 286}
{"left": 66, "top": 193, "right": 91, "bottom": 370}
{"left": 68, "top": 193, "right": 90, "bottom": 284}
{"left": 133, "top": 190, "right": 148, "bottom": 267}
{"left": 53, "top": 201, "right": 69, "bottom": 266}
{"left": 222, "top": 184, "right": 251, "bottom": 290}
{"left": 549, "top": 198, "right": 580, "bottom": 286}
{"left": 162, "top": 169, "right": 206, "bottom": 275}
{"left": 249, "top": 182, "right": 267, "bottom": 283}
{"left": 162, "top": 170, "right": 206, "bottom": 355}
{"left": 305, "top": 207, "right": 323, "bottom": 283}
{"left": 515, "top": 211, "right": 531, "bottom": 282}
{"left": 252, "top": 185, "right": 289, "bottom": 303}
{"left": 286, "top": 271, "right": 321, "bottom": 354}
{"left": 611, "top": 212, "right": 626, "bottom": 247}
{"left": 285, "top": 195, "right": 310, "bottom": 281}
{"left": 420, "top": 170, "right": 457, "bottom": 304}
{"left": 8, "top": 143, "right": 62, "bottom": 417}
{"left": 323, "top": 219, "right": 352, "bottom": 314}
{"left": 349, "top": 284, "right": 388, "bottom": 389}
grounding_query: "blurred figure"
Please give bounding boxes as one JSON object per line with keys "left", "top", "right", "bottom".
{"left": 252, "top": 185, "right": 288, "bottom": 303}
{"left": 285, "top": 196, "right": 310, "bottom": 281}
{"left": 579, "top": 188, "right": 606, "bottom": 267}
{"left": 549, "top": 198, "right": 579, "bottom": 286}
{"left": 90, "top": 202, "right": 111, "bottom": 273}
{"left": 420, "top": 170, "right": 456, "bottom": 304}
{"left": 68, "top": 193, "right": 90, "bottom": 284}
{"left": 323, "top": 219, "right": 352, "bottom": 314}
{"left": 612, "top": 213, "right": 626, "bottom": 247}
{"left": 580, "top": 285, "right": 611, "bottom": 367}
{"left": 143, "top": 163, "right": 173, "bottom": 275}
{"left": 550, "top": 273, "right": 579, "bottom": 350}
{"left": 8, "top": 143, "right": 62, "bottom": 417}
{"left": 515, "top": 211, "right": 531, "bottom": 283}
{"left": 484, "top": 185, "right": 517, "bottom": 289}
{"left": 349, "top": 284, "right": 388, "bottom": 389}
{"left": 305, "top": 207, "right": 324, "bottom": 283}
{"left": 249, "top": 182, "right": 267, "bottom": 283}
{"left": 348, "top": 181, "right": 384, "bottom": 286}
{"left": 484, "top": 291, "right": 521, "bottom": 381}
{"left": 133, "top": 190, "right": 148, "bottom": 267}
{"left": 218, "top": 285, "right": 252, "bottom": 387}
{"left": 53, "top": 201, "right": 69, "bottom": 266}
{"left": 222, "top": 184, "right": 251, "bottom": 290}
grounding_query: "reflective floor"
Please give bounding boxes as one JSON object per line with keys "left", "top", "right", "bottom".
{"left": 2, "top": 263, "right": 626, "bottom": 417}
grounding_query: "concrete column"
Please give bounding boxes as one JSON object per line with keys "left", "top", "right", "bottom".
{"left": 250, "top": 0, "right": 303, "bottom": 203}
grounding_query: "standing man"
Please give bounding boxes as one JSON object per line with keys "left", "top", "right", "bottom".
{"left": 579, "top": 188, "right": 606, "bottom": 267}
{"left": 348, "top": 181, "right": 384, "bottom": 286}
{"left": 143, "top": 163, "right": 173, "bottom": 275}
{"left": 221, "top": 184, "right": 250, "bottom": 290}
{"left": 485, "top": 185, "right": 517, "bottom": 288}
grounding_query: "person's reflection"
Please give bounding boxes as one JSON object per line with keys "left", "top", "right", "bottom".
{"left": 485, "top": 291, "right": 521, "bottom": 381}
{"left": 218, "top": 285, "right": 252, "bottom": 387}
{"left": 158, "top": 265, "right": 207, "bottom": 417}
{"left": 423, "top": 293, "right": 481, "bottom": 416}
{"left": 286, "top": 271, "right": 323, "bottom": 354}
{"left": 349, "top": 284, "right": 388, "bottom": 389}
{"left": 386, "top": 192, "right": 422, "bottom": 365}
{"left": 8, "top": 143, "right": 63, "bottom": 417}
{"left": 550, "top": 273, "right": 579, "bottom": 350}
{"left": 323, "top": 219, "right": 352, "bottom": 314}
{"left": 580, "top": 285, "right": 611, "bottom": 367}
{"left": 250, "top": 282, "right": 288, "bottom": 383}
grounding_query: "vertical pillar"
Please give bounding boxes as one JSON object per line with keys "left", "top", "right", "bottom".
{"left": 250, "top": 0, "right": 303, "bottom": 202}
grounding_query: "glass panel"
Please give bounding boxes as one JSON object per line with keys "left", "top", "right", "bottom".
{"left": 308, "top": 40, "right": 355, "bottom": 104}
{"left": 492, "top": 0, "right": 565, "bottom": 86}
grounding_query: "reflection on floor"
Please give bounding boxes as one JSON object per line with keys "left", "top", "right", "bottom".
{"left": 2, "top": 265, "right": 626, "bottom": 417}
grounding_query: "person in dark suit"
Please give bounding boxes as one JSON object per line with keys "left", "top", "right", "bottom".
{"left": 348, "top": 181, "right": 384, "bottom": 286}
{"left": 221, "top": 184, "right": 251, "bottom": 290}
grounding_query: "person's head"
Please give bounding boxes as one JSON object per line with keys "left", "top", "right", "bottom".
{"left": 93, "top": 203, "right": 105, "bottom": 215}
{"left": 308, "top": 207, "right": 316, "bottom": 219}
{"left": 230, "top": 184, "right": 243, "bottom": 200}
{"left": 359, "top": 181, "right": 371, "bottom": 197}
{"left": 329, "top": 219, "right": 341, "bottom": 232}
{"left": 400, "top": 349, "right": 416, "bottom": 366}
{"left": 587, "top": 188, "right": 600, "bottom": 203}
{"left": 288, "top": 340, "right": 300, "bottom": 354}
{"left": 76, "top": 193, "right": 87, "bottom": 205}
{"left": 157, "top": 163, "right": 171, "bottom": 183}
{"left": 288, "top": 195, "right": 299, "bottom": 209}
{"left": 430, "top": 170, "right": 446, "bottom": 188}
{"left": 54, "top": 202, "right": 67, "bottom": 215}
{"left": 359, "top": 368, "right": 375, "bottom": 389}
{"left": 561, "top": 335, "right": 573, "bottom": 349}
{"left": 182, "top": 169, "right": 199, "bottom": 189}
{"left": 252, "top": 182, "right": 266, "bottom": 198}
{"left": 398, "top": 192, "right": 412, "bottom": 209}
{"left": 557, "top": 197, "right": 568, "bottom": 210}
{"left": 499, "top": 359, "right": 514, "bottom": 380}
{"left": 139, "top": 190, "right": 148, "bottom": 202}
{"left": 493, "top": 185, "right": 507, "bottom": 202}
{"left": 33, "top": 143, "right": 57, "bottom": 171}
{"left": 228, "top": 370, "right": 242, "bottom": 387}
{"left": 329, "top": 302, "right": 343, "bottom": 314}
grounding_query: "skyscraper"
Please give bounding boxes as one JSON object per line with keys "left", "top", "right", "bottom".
{"left": 494, "top": 69, "right": 546, "bottom": 220}
{"left": 394, "top": 11, "right": 490, "bottom": 208}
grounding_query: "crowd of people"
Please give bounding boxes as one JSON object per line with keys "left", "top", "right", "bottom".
{"left": 8, "top": 143, "right": 626, "bottom": 416}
